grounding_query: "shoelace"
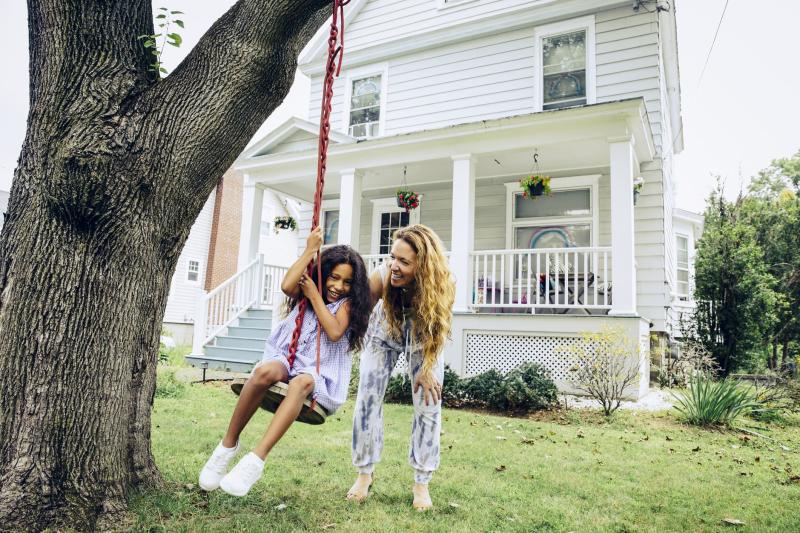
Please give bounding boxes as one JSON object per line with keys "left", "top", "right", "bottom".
{"left": 236, "top": 457, "right": 263, "bottom": 484}
{"left": 208, "top": 448, "right": 236, "bottom": 473}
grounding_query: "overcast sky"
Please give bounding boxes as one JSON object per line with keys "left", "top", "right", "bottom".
{"left": 2, "top": 1, "right": 799, "bottom": 213}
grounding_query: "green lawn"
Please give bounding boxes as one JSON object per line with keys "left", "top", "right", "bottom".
{"left": 133, "top": 373, "right": 800, "bottom": 532}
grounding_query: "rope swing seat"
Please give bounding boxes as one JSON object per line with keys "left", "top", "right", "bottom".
{"left": 231, "top": 0, "right": 350, "bottom": 426}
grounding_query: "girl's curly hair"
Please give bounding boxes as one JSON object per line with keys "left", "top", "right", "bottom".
{"left": 283, "top": 244, "right": 371, "bottom": 353}
{"left": 382, "top": 224, "right": 455, "bottom": 374}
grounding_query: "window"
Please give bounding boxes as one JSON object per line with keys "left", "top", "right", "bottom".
{"left": 506, "top": 176, "right": 599, "bottom": 251}
{"left": 676, "top": 234, "right": 690, "bottom": 298}
{"left": 262, "top": 273, "right": 273, "bottom": 302}
{"left": 187, "top": 260, "right": 200, "bottom": 283}
{"left": 370, "top": 198, "right": 421, "bottom": 254}
{"left": 535, "top": 16, "right": 595, "bottom": 111}
{"left": 349, "top": 76, "right": 381, "bottom": 138}
{"left": 322, "top": 209, "right": 340, "bottom": 244}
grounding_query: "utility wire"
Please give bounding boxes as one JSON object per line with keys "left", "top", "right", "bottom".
{"left": 698, "top": 0, "right": 730, "bottom": 85}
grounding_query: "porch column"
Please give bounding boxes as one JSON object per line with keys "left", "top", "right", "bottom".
{"left": 451, "top": 154, "right": 476, "bottom": 313}
{"left": 237, "top": 178, "right": 264, "bottom": 271}
{"left": 337, "top": 168, "right": 362, "bottom": 246}
{"left": 608, "top": 138, "right": 637, "bottom": 316}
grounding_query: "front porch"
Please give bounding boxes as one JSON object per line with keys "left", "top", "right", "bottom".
{"left": 225, "top": 99, "right": 656, "bottom": 397}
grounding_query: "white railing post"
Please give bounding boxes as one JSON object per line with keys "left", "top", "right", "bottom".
{"left": 191, "top": 290, "right": 208, "bottom": 355}
{"left": 256, "top": 253, "right": 265, "bottom": 308}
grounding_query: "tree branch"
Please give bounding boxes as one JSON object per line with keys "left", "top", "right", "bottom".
{"left": 137, "top": 0, "right": 332, "bottom": 201}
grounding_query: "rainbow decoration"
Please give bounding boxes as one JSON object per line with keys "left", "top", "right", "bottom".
{"left": 529, "top": 226, "right": 576, "bottom": 249}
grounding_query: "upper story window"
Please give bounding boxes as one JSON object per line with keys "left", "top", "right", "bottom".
{"left": 535, "top": 16, "right": 596, "bottom": 112}
{"left": 543, "top": 30, "right": 587, "bottom": 109}
{"left": 676, "top": 234, "right": 690, "bottom": 298}
{"left": 349, "top": 76, "right": 381, "bottom": 138}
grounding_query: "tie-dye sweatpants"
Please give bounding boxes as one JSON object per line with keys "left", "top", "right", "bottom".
{"left": 351, "top": 304, "right": 444, "bottom": 485}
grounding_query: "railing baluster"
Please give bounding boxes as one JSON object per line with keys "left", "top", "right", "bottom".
{"left": 583, "top": 251, "right": 588, "bottom": 307}
{"left": 573, "top": 250, "right": 578, "bottom": 306}
{"left": 526, "top": 252, "right": 531, "bottom": 309}
{"left": 491, "top": 254, "right": 496, "bottom": 305}
{"left": 604, "top": 251, "right": 609, "bottom": 307}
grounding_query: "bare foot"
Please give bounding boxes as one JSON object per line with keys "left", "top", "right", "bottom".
{"left": 346, "top": 473, "right": 373, "bottom": 503}
{"left": 412, "top": 483, "right": 433, "bottom": 511}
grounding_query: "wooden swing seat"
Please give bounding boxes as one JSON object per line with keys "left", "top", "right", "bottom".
{"left": 230, "top": 380, "right": 328, "bottom": 425}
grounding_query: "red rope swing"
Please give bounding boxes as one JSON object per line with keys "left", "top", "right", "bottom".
{"left": 285, "top": 0, "right": 350, "bottom": 411}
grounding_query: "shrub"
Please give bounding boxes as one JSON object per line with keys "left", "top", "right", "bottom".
{"left": 155, "top": 369, "right": 187, "bottom": 399}
{"left": 562, "top": 327, "right": 641, "bottom": 416}
{"left": 503, "top": 363, "right": 559, "bottom": 412}
{"left": 672, "top": 376, "right": 760, "bottom": 426}
{"left": 657, "top": 340, "right": 719, "bottom": 388}
{"left": 381, "top": 363, "right": 558, "bottom": 414}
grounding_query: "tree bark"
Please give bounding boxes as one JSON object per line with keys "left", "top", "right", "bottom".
{"left": 0, "top": 0, "right": 330, "bottom": 529}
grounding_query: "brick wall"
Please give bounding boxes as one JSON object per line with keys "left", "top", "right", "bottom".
{"left": 205, "top": 168, "right": 243, "bottom": 291}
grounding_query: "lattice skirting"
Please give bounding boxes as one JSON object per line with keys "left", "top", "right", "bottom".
{"left": 464, "top": 332, "right": 584, "bottom": 381}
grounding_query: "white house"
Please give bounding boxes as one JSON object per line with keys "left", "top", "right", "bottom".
{"left": 164, "top": 171, "right": 301, "bottom": 344}
{"left": 191, "top": 0, "right": 696, "bottom": 399}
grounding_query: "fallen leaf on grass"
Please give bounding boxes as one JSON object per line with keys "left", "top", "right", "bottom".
{"left": 321, "top": 523, "right": 336, "bottom": 529}
{"left": 449, "top": 502, "right": 460, "bottom": 509}
{"left": 184, "top": 483, "right": 195, "bottom": 490}
{"left": 275, "top": 503, "right": 288, "bottom": 511}
{"left": 692, "top": 446, "right": 701, "bottom": 452}
{"left": 722, "top": 518, "right": 745, "bottom": 526}
{"left": 520, "top": 437, "right": 536, "bottom": 445}
{"left": 495, "top": 465, "right": 506, "bottom": 472}
{"left": 496, "top": 436, "right": 507, "bottom": 441}
{"left": 782, "top": 475, "right": 800, "bottom": 485}
{"left": 665, "top": 436, "right": 673, "bottom": 441}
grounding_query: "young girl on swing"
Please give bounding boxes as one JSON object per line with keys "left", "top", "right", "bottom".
{"left": 199, "top": 227, "right": 372, "bottom": 496}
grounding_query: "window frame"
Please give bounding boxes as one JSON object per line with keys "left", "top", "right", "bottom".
{"left": 675, "top": 233, "right": 690, "bottom": 299}
{"left": 533, "top": 15, "right": 596, "bottom": 112}
{"left": 343, "top": 63, "right": 389, "bottom": 139}
{"left": 504, "top": 175, "right": 600, "bottom": 250}
{"left": 370, "top": 197, "right": 421, "bottom": 254}
{"left": 321, "top": 199, "right": 340, "bottom": 245}
{"left": 186, "top": 259, "right": 201, "bottom": 285}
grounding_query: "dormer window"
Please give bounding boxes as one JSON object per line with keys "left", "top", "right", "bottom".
{"left": 349, "top": 75, "right": 381, "bottom": 138}
{"left": 535, "top": 16, "right": 596, "bottom": 112}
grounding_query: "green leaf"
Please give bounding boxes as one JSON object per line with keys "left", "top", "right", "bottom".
{"left": 159, "top": 7, "right": 168, "bottom": 10}
{"left": 170, "top": 10, "right": 184, "bottom": 14}
{"left": 137, "top": 34, "right": 149, "bottom": 40}
{"left": 167, "top": 33, "right": 182, "bottom": 46}
{"left": 156, "top": 14, "right": 167, "bottom": 19}
{"left": 159, "top": 67, "right": 168, "bottom": 74}
{"left": 143, "top": 40, "right": 155, "bottom": 48}
{"left": 175, "top": 20, "right": 184, "bottom": 28}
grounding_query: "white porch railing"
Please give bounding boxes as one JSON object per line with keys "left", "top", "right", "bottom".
{"left": 471, "top": 247, "right": 612, "bottom": 313}
{"left": 362, "top": 253, "right": 391, "bottom": 273}
{"left": 191, "top": 255, "right": 288, "bottom": 354}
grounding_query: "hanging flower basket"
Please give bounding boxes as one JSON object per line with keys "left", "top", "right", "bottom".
{"left": 396, "top": 189, "right": 420, "bottom": 212}
{"left": 519, "top": 175, "right": 552, "bottom": 198}
{"left": 633, "top": 177, "right": 645, "bottom": 206}
{"left": 273, "top": 215, "right": 297, "bottom": 232}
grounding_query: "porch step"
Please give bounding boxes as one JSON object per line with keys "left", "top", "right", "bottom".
{"left": 243, "top": 308, "right": 272, "bottom": 320}
{"left": 202, "top": 346, "right": 262, "bottom": 366}
{"left": 216, "top": 336, "right": 267, "bottom": 350}
{"left": 238, "top": 317, "right": 272, "bottom": 329}
{"left": 227, "top": 326, "right": 271, "bottom": 338}
{"left": 185, "top": 354, "right": 256, "bottom": 374}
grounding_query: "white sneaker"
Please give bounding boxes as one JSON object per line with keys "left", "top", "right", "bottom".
{"left": 198, "top": 441, "right": 239, "bottom": 491}
{"left": 219, "top": 452, "right": 265, "bottom": 497}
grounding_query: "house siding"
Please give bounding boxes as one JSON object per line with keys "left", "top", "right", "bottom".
{"left": 164, "top": 191, "right": 216, "bottom": 324}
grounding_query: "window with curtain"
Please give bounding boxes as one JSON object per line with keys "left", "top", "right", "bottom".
{"left": 542, "top": 29, "right": 587, "bottom": 110}
{"left": 349, "top": 75, "right": 381, "bottom": 138}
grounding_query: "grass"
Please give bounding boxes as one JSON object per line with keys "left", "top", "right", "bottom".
{"left": 132, "top": 373, "right": 800, "bottom": 532}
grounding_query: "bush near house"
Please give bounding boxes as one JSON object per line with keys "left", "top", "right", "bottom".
{"left": 383, "top": 363, "right": 558, "bottom": 413}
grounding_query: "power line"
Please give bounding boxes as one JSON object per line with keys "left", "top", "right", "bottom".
{"left": 698, "top": 0, "right": 730, "bottom": 85}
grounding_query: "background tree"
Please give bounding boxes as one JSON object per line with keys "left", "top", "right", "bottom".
{"left": 0, "top": 1, "right": 330, "bottom": 529}
{"left": 692, "top": 183, "right": 778, "bottom": 374}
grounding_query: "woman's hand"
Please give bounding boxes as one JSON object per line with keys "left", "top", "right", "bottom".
{"left": 298, "top": 273, "right": 320, "bottom": 300}
{"left": 413, "top": 370, "right": 442, "bottom": 406}
{"left": 305, "top": 227, "right": 323, "bottom": 256}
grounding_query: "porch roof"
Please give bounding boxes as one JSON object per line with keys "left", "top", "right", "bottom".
{"left": 235, "top": 98, "right": 655, "bottom": 202}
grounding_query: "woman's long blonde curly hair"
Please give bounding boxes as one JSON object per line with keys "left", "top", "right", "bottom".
{"left": 382, "top": 224, "right": 455, "bottom": 374}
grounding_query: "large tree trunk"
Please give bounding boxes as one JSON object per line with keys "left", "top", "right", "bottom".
{"left": 0, "top": 0, "right": 330, "bottom": 529}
